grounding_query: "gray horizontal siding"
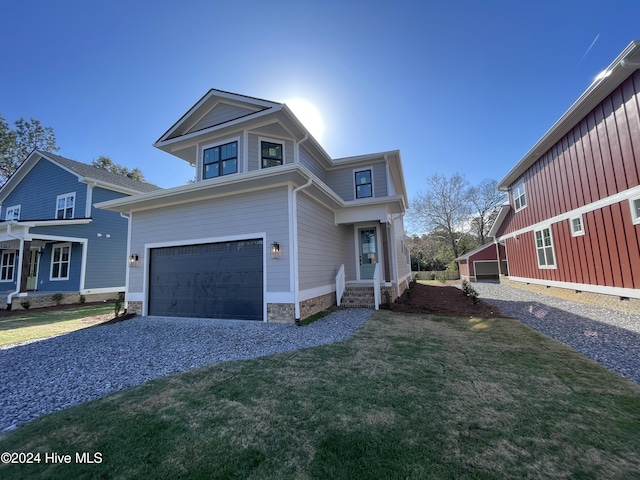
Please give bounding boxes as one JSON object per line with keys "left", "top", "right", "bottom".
{"left": 129, "top": 187, "right": 291, "bottom": 294}
{"left": 247, "top": 134, "right": 295, "bottom": 172}
{"left": 297, "top": 193, "right": 350, "bottom": 290}
{"left": 189, "top": 103, "right": 257, "bottom": 133}
{"left": 299, "top": 146, "right": 328, "bottom": 183}
{"left": 327, "top": 161, "right": 387, "bottom": 201}
{"left": 3, "top": 159, "right": 87, "bottom": 220}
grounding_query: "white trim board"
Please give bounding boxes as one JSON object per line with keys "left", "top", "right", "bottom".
{"left": 509, "top": 275, "right": 640, "bottom": 300}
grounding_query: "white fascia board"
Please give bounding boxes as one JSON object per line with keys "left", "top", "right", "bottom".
{"left": 487, "top": 204, "right": 511, "bottom": 238}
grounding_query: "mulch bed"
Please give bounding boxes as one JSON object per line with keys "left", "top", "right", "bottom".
{"left": 386, "top": 282, "right": 501, "bottom": 318}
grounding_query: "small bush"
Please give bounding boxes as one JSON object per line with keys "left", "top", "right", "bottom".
{"left": 51, "top": 293, "right": 64, "bottom": 306}
{"left": 114, "top": 292, "right": 125, "bottom": 317}
{"left": 79, "top": 294, "right": 86, "bottom": 304}
{"left": 435, "top": 274, "right": 447, "bottom": 284}
{"left": 461, "top": 280, "right": 480, "bottom": 304}
{"left": 20, "top": 299, "right": 31, "bottom": 310}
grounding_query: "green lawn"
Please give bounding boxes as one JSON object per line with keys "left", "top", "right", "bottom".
{"left": 0, "top": 304, "right": 116, "bottom": 346}
{"left": 1, "top": 310, "right": 639, "bottom": 479}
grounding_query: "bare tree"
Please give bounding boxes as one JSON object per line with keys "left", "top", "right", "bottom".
{"left": 469, "top": 179, "right": 506, "bottom": 244}
{"left": 408, "top": 173, "right": 471, "bottom": 259}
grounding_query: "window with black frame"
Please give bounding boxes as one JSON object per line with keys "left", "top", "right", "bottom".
{"left": 203, "top": 141, "right": 238, "bottom": 179}
{"left": 261, "top": 141, "right": 283, "bottom": 168}
{"left": 355, "top": 169, "right": 372, "bottom": 198}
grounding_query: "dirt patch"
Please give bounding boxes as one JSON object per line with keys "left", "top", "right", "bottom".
{"left": 386, "top": 282, "right": 501, "bottom": 318}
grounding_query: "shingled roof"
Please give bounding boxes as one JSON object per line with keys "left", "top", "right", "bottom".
{"left": 42, "top": 151, "right": 160, "bottom": 193}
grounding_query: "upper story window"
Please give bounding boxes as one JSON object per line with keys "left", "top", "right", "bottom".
{"left": 534, "top": 227, "right": 556, "bottom": 268}
{"left": 630, "top": 197, "right": 640, "bottom": 225}
{"left": 570, "top": 215, "right": 584, "bottom": 236}
{"left": 355, "top": 169, "right": 373, "bottom": 199}
{"left": 56, "top": 193, "right": 75, "bottom": 219}
{"left": 513, "top": 180, "right": 527, "bottom": 211}
{"left": 261, "top": 141, "right": 283, "bottom": 168}
{"left": 5, "top": 205, "right": 20, "bottom": 221}
{"left": 203, "top": 141, "right": 238, "bottom": 179}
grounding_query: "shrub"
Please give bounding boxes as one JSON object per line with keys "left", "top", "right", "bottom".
{"left": 461, "top": 280, "right": 480, "bottom": 304}
{"left": 114, "top": 292, "right": 125, "bottom": 317}
{"left": 20, "top": 299, "right": 31, "bottom": 310}
{"left": 79, "top": 294, "right": 86, "bottom": 304}
{"left": 51, "top": 293, "right": 64, "bottom": 306}
{"left": 435, "top": 274, "right": 447, "bottom": 284}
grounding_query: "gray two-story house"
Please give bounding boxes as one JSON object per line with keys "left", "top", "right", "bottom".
{"left": 97, "top": 89, "right": 410, "bottom": 322}
{"left": 0, "top": 151, "right": 159, "bottom": 308}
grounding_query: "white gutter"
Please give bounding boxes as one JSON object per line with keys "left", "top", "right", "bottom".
{"left": 5, "top": 223, "right": 24, "bottom": 309}
{"left": 292, "top": 134, "right": 311, "bottom": 324}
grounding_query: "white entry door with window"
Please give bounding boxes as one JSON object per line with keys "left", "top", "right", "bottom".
{"left": 358, "top": 227, "right": 377, "bottom": 279}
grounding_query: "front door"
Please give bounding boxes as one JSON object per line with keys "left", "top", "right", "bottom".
{"left": 358, "top": 227, "right": 377, "bottom": 279}
{"left": 26, "top": 248, "right": 39, "bottom": 290}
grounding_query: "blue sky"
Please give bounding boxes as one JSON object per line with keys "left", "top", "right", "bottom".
{"left": 2, "top": 0, "right": 640, "bottom": 203}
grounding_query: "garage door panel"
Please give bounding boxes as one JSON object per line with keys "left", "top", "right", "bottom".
{"left": 148, "top": 240, "right": 263, "bottom": 320}
{"left": 474, "top": 261, "right": 499, "bottom": 280}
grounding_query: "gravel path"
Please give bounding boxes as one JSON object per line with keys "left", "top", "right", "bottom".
{"left": 0, "top": 309, "right": 372, "bottom": 432}
{"left": 470, "top": 282, "right": 640, "bottom": 385}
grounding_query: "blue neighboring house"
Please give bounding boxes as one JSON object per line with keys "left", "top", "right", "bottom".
{"left": 0, "top": 150, "right": 160, "bottom": 308}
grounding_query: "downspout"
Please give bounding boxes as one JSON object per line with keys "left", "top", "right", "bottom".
{"left": 6, "top": 223, "right": 24, "bottom": 309}
{"left": 121, "top": 212, "right": 132, "bottom": 312}
{"left": 292, "top": 134, "right": 310, "bottom": 324}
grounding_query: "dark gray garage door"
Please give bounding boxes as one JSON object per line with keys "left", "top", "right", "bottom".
{"left": 148, "top": 239, "right": 263, "bottom": 320}
{"left": 474, "top": 261, "right": 499, "bottom": 280}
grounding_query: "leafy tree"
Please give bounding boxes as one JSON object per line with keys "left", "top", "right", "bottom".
{"left": 408, "top": 173, "right": 471, "bottom": 259}
{"left": 469, "top": 178, "right": 507, "bottom": 244}
{"left": 91, "top": 156, "right": 146, "bottom": 182}
{"left": 0, "top": 115, "right": 59, "bottom": 183}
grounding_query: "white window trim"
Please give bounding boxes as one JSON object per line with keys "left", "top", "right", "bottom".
{"left": 198, "top": 136, "right": 241, "bottom": 181}
{"left": 353, "top": 166, "right": 375, "bottom": 200}
{"left": 258, "top": 136, "right": 287, "bottom": 169}
{"left": 56, "top": 192, "right": 76, "bottom": 219}
{"left": 0, "top": 251, "right": 15, "bottom": 282}
{"left": 50, "top": 243, "right": 72, "bottom": 281}
{"left": 630, "top": 197, "right": 640, "bottom": 225}
{"left": 5, "top": 204, "right": 20, "bottom": 221}
{"left": 513, "top": 180, "right": 527, "bottom": 212}
{"left": 570, "top": 214, "right": 585, "bottom": 237}
{"left": 534, "top": 226, "right": 557, "bottom": 269}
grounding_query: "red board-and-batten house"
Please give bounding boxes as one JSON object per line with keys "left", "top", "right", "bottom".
{"left": 490, "top": 40, "right": 640, "bottom": 306}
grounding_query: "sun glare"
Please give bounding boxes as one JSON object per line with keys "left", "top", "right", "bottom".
{"left": 285, "top": 98, "right": 325, "bottom": 142}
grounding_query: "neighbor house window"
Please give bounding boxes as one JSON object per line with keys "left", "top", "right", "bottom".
{"left": 355, "top": 169, "right": 373, "bottom": 199}
{"left": 570, "top": 215, "right": 584, "bottom": 236}
{"left": 0, "top": 252, "right": 15, "bottom": 281}
{"left": 513, "top": 180, "right": 527, "bottom": 211}
{"left": 51, "top": 243, "right": 71, "bottom": 280}
{"left": 261, "top": 141, "right": 283, "bottom": 168}
{"left": 630, "top": 197, "right": 640, "bottom": 225}
{"left": 5, "top": 205, "right": 20, "bottom": 221}
{"left": 534, "top": 227, "right": 556, "bottom": 268}
{"left": 56, "top": 193, "right": 75, "bottom": 219}
{"left": 203, "top": 141, "right": 237, "bottom": 179}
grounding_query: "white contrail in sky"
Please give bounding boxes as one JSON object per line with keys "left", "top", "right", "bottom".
{"left": 579, "top": 34, "right": 600, "bottom": 64}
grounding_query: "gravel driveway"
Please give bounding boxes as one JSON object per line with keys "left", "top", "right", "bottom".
{"left": 0, "top": 309, "right": 372, "bottom": 433}
{"left": 471, "top": 282, "right": 640, "bottom": 386}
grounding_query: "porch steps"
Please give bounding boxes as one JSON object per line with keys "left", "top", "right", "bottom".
{"left": 340, "top": 284, "right": 375, "bottom": 309}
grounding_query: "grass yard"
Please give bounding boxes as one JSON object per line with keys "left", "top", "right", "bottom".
{"left": 1, "top": 310, "right": 640, "bottom": 479}
{"left": 0, "top": 304, "right": 116, "bottom": 346}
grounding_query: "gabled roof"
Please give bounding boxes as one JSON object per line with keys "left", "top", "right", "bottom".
{"left": 498, "top": 39, "right": 640, "bottom": 190}
{"left": 0, "top": 150, "right": 160, "bottom": 203}
{"left": 455, "top": 241, "right": 499, "bottom": 261}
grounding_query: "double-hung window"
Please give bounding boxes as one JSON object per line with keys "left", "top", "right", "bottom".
{"left": 203, "top": 141, "right": 238, "bottom": 179}
{"left": 570, "top": 215, "right": 584, "bottom": 236}
{"left": 513, "top": 180, "right": 527, "bottom": 211}
{"left": 630, "top": 197, "right": 640, "bottom": 225}
{"left": 51, "top": 244, "right": 71, "bottom": 280}
{"left": 56, "top": 193, "right": 75, "bottom": 219}
{"left": 355, "top": 169, "right": 373, "bottom": 199}
{"left": 1, "top": 252, "right": 15, "bottom": 281}
{"left": 5, "top": 205, "right": 20, "bottom": 221}
{"left": 534, "top": 227, "right": 556, "bottom": 268}
{"left": 261, "top": 141, "right": 283, "bottom": 168}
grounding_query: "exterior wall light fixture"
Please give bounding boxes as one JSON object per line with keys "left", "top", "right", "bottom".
{"left": 129, "top": 254, "right": 140, "bottom": 267}
{"left": 270, "top": 242, "right": 280, "bottom": 259}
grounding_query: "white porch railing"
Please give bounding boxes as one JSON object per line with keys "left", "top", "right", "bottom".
{"left": 373, "top": 263, "right": 380, "bottom": 310}
{"left": 335, "top": 264, "right": 345, "bottom": 307}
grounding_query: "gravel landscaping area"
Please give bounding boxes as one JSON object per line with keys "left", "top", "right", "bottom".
{"left": 0, "top": 309, "right": 372, "bottom": 432}
{"left": 471, "top": 282, "right": 640, "bottom": 385}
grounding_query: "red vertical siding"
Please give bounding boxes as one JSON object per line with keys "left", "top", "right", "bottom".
{"left": 499, "top": 70, "right": 640, "bottom": 291}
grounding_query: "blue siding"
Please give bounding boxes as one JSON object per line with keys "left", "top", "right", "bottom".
{"left": 2, "top": 159, "right": 87, "bottom": 220}
{"left": 35, "top": 243, "right": 83, "bottom": 292}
